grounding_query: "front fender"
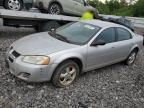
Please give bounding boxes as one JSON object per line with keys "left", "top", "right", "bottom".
{"left": 51, "top": 52, "right": 86, "bottom": 70}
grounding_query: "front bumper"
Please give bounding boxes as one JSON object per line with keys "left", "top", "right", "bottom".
{"left": 5, "top": 50, "right": 57, "bottom": 82}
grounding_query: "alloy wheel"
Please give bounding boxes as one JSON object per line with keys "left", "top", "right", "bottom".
{"left": 8, "top": 0, "right": 21, "bottom": 10}
{"left": 50, "top": 4, "right": 61, "bottom": 14}
{"left": 127, "top": 52, "right": 136, "bottom": 64}
{"left": 59, "top": 66, "right": 77, "bottom": 86}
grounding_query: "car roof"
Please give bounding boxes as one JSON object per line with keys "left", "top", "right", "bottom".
{"left": 81, "top": 20, "right": 125, "bottom": 28}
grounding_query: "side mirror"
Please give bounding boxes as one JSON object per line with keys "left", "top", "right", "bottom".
{"left": 91, "top": 40, "right": 106, "bottom": 46}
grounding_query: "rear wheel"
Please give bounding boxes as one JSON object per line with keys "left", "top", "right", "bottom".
{"left": 52, "top": 60, "right": 79, "bottom": 88}
{"left": 4, "top": 0, "right": 23, "bottom": 11}
{"left": 125, "top": 49, "right": 138, "bottom": 65}
{"left": 48, "top": 3, "right": 62, "bottom": 15}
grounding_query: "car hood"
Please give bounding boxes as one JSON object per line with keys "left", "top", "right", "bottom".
{"left": 12, "top": 32, "right": 78, "bottom": 55}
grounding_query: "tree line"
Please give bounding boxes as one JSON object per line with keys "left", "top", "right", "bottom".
{"left": 88, "top": 0, "right": 144, "bottom": 17}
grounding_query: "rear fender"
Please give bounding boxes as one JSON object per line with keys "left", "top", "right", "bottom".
{"left": 129, "top": 44, "right": 139, "bottom": 54}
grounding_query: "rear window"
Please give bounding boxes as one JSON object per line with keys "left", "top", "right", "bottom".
{"left": 96, "top": 28, "right": 116, "bottom": 44}
{"left": 116, "top": 28, "right": 132, "bottom": 41}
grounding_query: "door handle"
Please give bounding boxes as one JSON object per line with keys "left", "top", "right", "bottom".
{"left": 111, "top": 47, "right": 115, "bottom": 48}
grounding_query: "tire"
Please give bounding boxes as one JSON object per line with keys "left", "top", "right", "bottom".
{"left": 125, "top": 49, "right": 138, "bottom": 65}
{"left": 48, "top": 3, "right": 62, "bottom": 15}
{"left": 37, "top": 21, "right": 60, "bottom": 32}
{"left": 4, "top": 0, "right": 23, "bottom": 11}
{"left": 52, "top": 60, "right": 80, "bottom": 88}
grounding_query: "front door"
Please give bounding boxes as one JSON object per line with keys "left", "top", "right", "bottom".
{"left": 86, "top": 28, "right": 118, "bottom": 70}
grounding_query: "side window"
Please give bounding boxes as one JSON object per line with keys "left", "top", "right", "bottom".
{"left": 96, "top": 28, "right": 116, "bottom": 44}
{"left": 117, "top": 28, "right": 132, "bottom": 41}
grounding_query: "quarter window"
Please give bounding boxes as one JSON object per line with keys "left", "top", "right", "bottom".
{"left": 96, "top": 28, "right": 116, "bottom": 44}
{"left": 117, "top": 28, "right": 132, "bottom": 41}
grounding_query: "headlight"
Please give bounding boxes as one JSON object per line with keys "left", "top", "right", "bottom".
{"left": 22, "top": 56, "right": 50, "bottom": 65}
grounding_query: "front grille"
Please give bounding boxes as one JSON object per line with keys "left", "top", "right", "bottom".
{"left": 12, "top": 50, "right": 20, "bottom": 58}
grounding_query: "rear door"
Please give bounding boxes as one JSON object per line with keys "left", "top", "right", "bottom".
{"left": 87, "top": 28, "right": 118, "bottom": 70}
{"left": 114, "top": 27, "right": 134, "bottom": 60}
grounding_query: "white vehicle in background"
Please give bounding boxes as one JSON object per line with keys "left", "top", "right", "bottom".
{"left": 34, "top": 0, "right": 99, "bottom": 18}
{"left": 0, "top": 0, "right": 33, "bottom": 10}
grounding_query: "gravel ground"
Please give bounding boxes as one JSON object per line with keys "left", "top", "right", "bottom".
{"left": 0, "top": 24, "right": 144, "bottom": 108}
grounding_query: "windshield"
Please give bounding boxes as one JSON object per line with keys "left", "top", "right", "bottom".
{"left": 55, "top": 22, "right": 100, "bottom": 45}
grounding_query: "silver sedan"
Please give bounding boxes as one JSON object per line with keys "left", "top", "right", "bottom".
{"left": 6, "top": 20, "right": 144, "bottom": 87}
{"left": 34, "top": 0, "right": 98, "bottom": 17}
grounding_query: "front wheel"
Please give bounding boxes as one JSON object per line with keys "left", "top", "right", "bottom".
{"left": 48, "top": 3, "right": 62, "bottom": 15}
{"left": 4, "top": 0, "right": 23, "bottom": 11}
{"left": 52, "top": 60, "right": 79, "bottom": 88}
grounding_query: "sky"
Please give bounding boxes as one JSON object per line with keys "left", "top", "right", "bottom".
{"left": 100, "top": 0, "right": 106, "bottom": 3}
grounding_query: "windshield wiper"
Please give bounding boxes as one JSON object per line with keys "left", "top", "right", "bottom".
{"left": 55, "top": 33, "right": 70, "bottom": 43}
{"left": 48, "top": 31, "right": 70, "bottom": 43}
{"left": 48, "top": 31, "right": 55, "bottom": 37}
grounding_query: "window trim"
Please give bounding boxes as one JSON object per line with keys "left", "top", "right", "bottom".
{"left": 73, "top": 0, "right": 84, "bottom": 5}
{"left": 91, "top": 27, "right": 117, "bottom": 45}
{"left": 115, "top": 27, "right": 133, "bottom": 42}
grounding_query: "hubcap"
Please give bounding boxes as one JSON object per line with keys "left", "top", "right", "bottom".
{"left": 128, "top": 52, "right": 136, "bottom": 64}
{"left": 59, "top": 66, "right": 77, "bottom": 86}
{"left": 8, "top": 0, "right": 21, "bottom": 10}
{"left": 50, "top": 4, "right": 60, "bottom": 14}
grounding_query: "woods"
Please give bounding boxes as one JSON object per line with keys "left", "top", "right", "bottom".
{"left": 88, "top": 0, "right": 144, "bottom": 17}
